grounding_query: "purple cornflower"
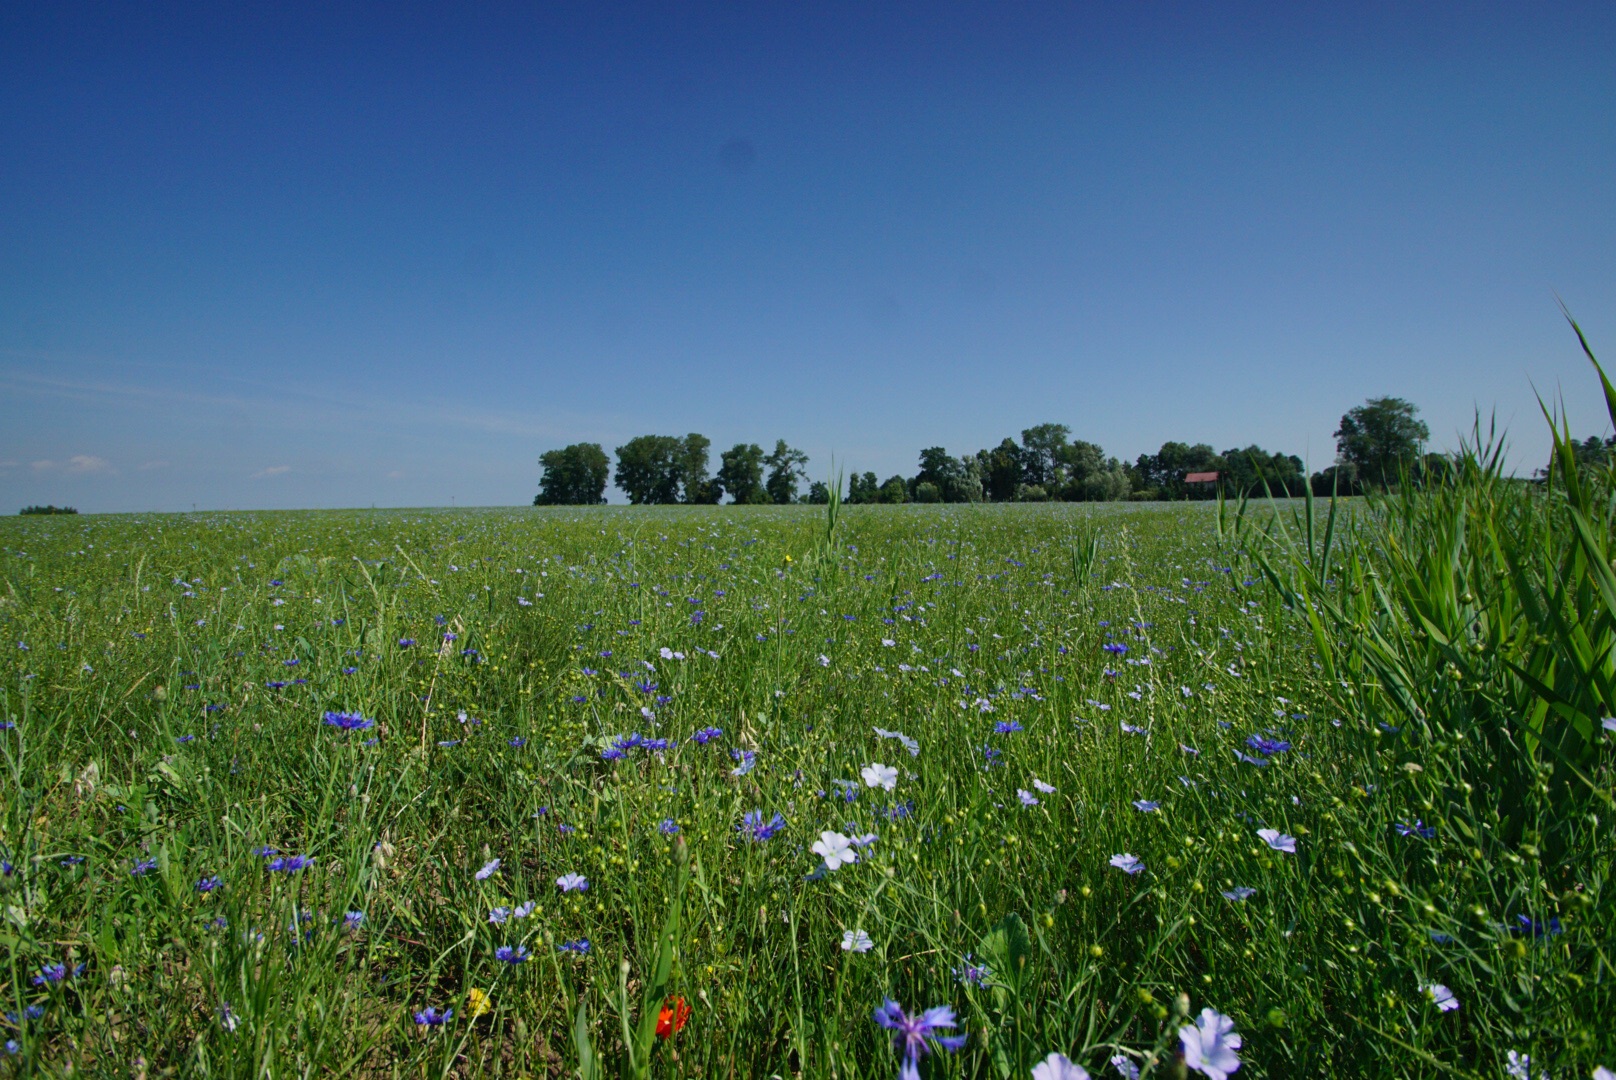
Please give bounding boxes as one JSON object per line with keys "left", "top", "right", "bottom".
{"left": 1395, "top": 820, "right": 1436, "bottom": 839}
{"left": 659, "top": 819, "right": 680, "bottom": 835}
{"left": 993, "top": 719, "right": 1023, "bottom": 735}
{"left": 1132, "top": 800, "right": 1160, "bottom": 813}
{"left": 1246, "top": 733, "right": 1291, "bottom": 755}
{"left": 342, "top": 911, "right": 364, "bottom": 930}
{"left": 1102, "top": 642, "right": 1128, "bottom": 655}
{"left": 730, "top": 749, "right": 757, "bottom": 776}
{"left": 509, "top": 737, "right": 527, "bottom": 748}
{"left": 952, "top": 957, "right": 992, "bottom": 986}
{"left": 413, "top": 1006, "right": 453, "bottom": 1026}
{"left": 1017, "top": 789, "right": 1040, "bottom": 807}
{"left": 267, "top": 855, "right": 314, "bottom": 873}
{"left": 557, "top": 872, "right": 589, "bottom": 892}
{"left": 559, "top": 938, "right": 591, "bottom": 954}
{"left": 475, "top": 859, "right": 501, "bottom": 880}
{"left": 980, "top": 745, "right": 1003, "bottom": 767}
{"left": 873, "top": 999, "right": 967, "bottom": 1079}
{"left": 738, "top": 810, "right": 785, "bottom": 842}
{"left": 32, "top": 963, "right": 69, "bottom": 986}
{"left": 131, "top": 858, "right": 158, "bottom": 876}
{"left": 195, "top": 875, "right": 223, "bottom": 893}
{"left": 494, "top": 945, "right": 530, "bottom": 964}
{"left": 322, "top": 711, "right": 374, "bottom": 732}
{"left": 397, "top": 638, "right": 416, "bottom": 648}
{"left": 1222, "top": 887, "right": 1257, "bottom": 902}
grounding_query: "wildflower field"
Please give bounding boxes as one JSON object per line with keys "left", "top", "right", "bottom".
{"left": 5, "top": 398, "right": 1616, "bottom": 1078}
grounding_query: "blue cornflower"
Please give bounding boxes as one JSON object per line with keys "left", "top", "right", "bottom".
{"left": 131, "top": 858, "right": 158, "bottom": 876}
{"left": 738, "top": 810, "right": 785, "bottom": 842}
{"left": 642, "top": 737, "right": 670, "bottom": 751}
{"left": 559, "top": 938, "right": 591, "bottom": 954}
{"left": 1102, "top": 642, "right": 1128, "bottom": 655}
{"left": 691, "top": 726, "right": 723, "bottom": 744}
{"left": 342, "top": 911, "right": 364, "bottom": 930}
{"left": 509, "top": 737, "right": 527, "bottom": 748}
{"left": 494, "top": 945, "right": 530, "bottom": 964}
{"left": 873, "top": 999, "right": 967, "bottom": 1078}
{"left": 556, "top": 872, "right": 589, "bottom": 892}
{"left": 196, "top": 875, "right": 223, "bottom": 893}
{"left": 413, "top": 1006, "right": 453, "bottom": 1026}
{"left": 267, "top": 855, "right": 314, "bottom": 873}
{"left": 730, "top": 749, "right": 757, "bottom": 776}
{"left": 398, "top": 639, "right": 416, "bottom": 648}
{"left": 1246, "top": 733, "right": 1291, "bottom": 755}
{"left": 1516, "top": 914, "right": 1563, "bottom": 938}
{"left": 475, "top": 859, "right": 501, "bottom": 880}
{"left": 253, "top": 846, "right": 279, "bottom": 858}
{"left": 980, "top": 745, "right": 1003, "bottom": 768}
{"left": 1395, "top": 820, "right": 1436, "bottom": 839}
{"left": 952, "top": 957, "right": 992, "bottom": 986}
{"left": 659, "top": 819, "right": 680, "bottom": 835}
{"left": 1132, "top": 800, "right": 1160, "bottom": 813}
{"left": 33, "top": 963, "right": 69, "bottom": 985}
{"left": 993, "top": 720, "right": 1023, "bottom": 735}
{"left": 322, "top": 711, "right": 374, "bottom": 732}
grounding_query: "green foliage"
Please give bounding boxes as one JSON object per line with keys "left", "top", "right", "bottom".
{"left": 717, "top": 443, "right": 766, "bottom": 505}
{"left": 846, "top": 471, "right": 879, "bottom": 505}
{"left": 912, "top": 482, "right": 941, "bottom": 503}
{"left": 877, "top": 474, "right": 908, "bottom": 503}
{"left": 18, "top": 505, "right": 79, "bottom": 515}
{"left": 614, "top": 435, "right": 685, "bottom": 504}
{"left": 764, "top": 440, "right": 809, "bottom": 504}
{"left": 1334, "top": 396, "right": 1430, "bottom": 488}
{"left": 536, "top": 444, "right": 610, "bottom": 505}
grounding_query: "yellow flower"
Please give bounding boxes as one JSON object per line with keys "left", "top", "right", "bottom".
{"left": 467, "top": 988, "right": 492, "bottom": 1018}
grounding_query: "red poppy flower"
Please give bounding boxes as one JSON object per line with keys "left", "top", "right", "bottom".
{"left": 655, "top": 996, "right": 691, "bottom": 1039}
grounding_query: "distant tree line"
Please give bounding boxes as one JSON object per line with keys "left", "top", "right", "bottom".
{"left": 532, "top": 396, "right": 1494, "bottom": 505}
{"left": 19, "top": 505, "right": 79, "bottom": 515}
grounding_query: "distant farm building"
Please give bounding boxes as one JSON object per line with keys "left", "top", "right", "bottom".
{"left": 1184, "top": 471, "right": 1220, "bottom": 485}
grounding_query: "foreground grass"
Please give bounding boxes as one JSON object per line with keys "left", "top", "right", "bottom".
{"left": 0, "top": 496, "right": 1611, "bottom": 1077}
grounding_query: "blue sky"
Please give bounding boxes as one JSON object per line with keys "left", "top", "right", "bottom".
{"left": 2, "top": 2, "right": 1613, "bottom": 511}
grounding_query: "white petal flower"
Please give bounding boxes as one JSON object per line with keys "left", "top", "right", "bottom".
{"left": 811, "top": 831, "right": 858, "bottom": 871}
{"left": 1031, "top": 1052, "right": 1090, "bottom": 1080}
{"left": 840, "top": 928, "right": 873, "bottom": 953}
{"left": 861, "top": 763, "right": 898, "bottom": 791}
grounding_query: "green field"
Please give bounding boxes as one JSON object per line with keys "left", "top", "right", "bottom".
{"left": 1, "top": 487, "right": 1613, "bottom": 1077}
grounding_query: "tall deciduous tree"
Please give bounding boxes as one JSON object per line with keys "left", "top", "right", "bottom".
{"left": 1334, "top": 397, "right": 1429, "bottom": 488}
{"left": 614, "top": 435, "right": 683, "bottom": 504}
{"left": 534, "top": 443, "right": 610, "bottom": 505}
{"left": 847, "top": 471, "right": 879, "bottom": 504}
{"left": 718, "top": 443, "right": 769, "bottom": 504}
{"left": 764, "top": 440, "right": 809, "bottom": 504}
{"left": 674, "top": 433, "right": 718, "bottom": 503}
{"left": 1019, "top": 423, "right": 1071, "bottom": 490}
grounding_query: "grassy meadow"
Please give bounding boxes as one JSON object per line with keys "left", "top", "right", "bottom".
{"left": 2, "top": 444, "right": 1615, "bottom": 1076}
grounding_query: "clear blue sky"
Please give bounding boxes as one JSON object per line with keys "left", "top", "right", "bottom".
{"left": 2, "top": 2, "right": 1613, "bottom": 511}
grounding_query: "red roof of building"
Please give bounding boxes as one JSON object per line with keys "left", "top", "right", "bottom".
{"left": 1184, "top": 471, "right": 1220, "bottom": 483}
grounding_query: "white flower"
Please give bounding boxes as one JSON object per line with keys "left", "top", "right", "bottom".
{"left": 1422, "top": 982, "right": 1458, "bottom": 1012}
{"left": 1031, "top": 1052, "right": 1090, "bottom": 1080}
{"left": 818, "top": 654, "right": 830, "bottom": 666}
{"left": 1505, "top": 1051, "right": 1545, "bottom": 1080}
{"left": 1603, "top": 717, "right": 1616, "bottom": 731}
{"left": 1256, "top": 828, "right": 1297, "bottom": 853}
{"left": 1033, "top": 777, "right": 1056, "bottom": 794}
{"left": 873, "top": 727, "right": 921, "bottom": 756}
{"left": 861, "top": 763, "right": 898, "bottom": 791}
{"left": 1593, "top": 1067, "right": 1614, "bottom": 1080}
{"left": 1179, "top": 1007, "right": 1242, "bottom": 1080}
{"left": 659, "top": 647, "right": 674, "bottom": 659}
{"left": 840, "top": 929, "right": 873, "bottom": 953}
{"left": 812, "top": 831, "right": 858, "bottom": 871}
{"left": 881, "top": 638, "right": 895, "bottom": 647}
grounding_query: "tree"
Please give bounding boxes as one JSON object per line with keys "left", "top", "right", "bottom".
{"left": 1334, "top": 397, "right": 1429, "bottom": 488}
{"left": 1055, "top": 440, "right": 1132, "bottom": 501}
{"left": 978, "top": 438, "right": 1025, "bottom": 502}
{"left": 806, "top": 481, "right": 830, "bottom": 504}
{"left": 847, "top": 472, "right": 879, "bottom": 504}
{"left": 535, "top": 443, "right": 610, "bottom": 505}
{"left": 673, "top": 433, "right": 719, "bottom": 503}
{"left": 1019, "top": 423, "right": 1071, "bottom": 490}
{"left": 1132, "top": 442, "right": 1222, "bottom": 499}
{"left": 878, "top": 475, "right": 908, "bottom": 503}
{"left": 764, "top": 440, "right": 809, "bottom": 504}
{"left": 1219, "top": 445, "right": 1306, "bottom": 497}
{"left": 718, "top": 444, "right": 769, "bottom": 504}
{"left": 913, "top": 481, "right": 942, "bottom": 503}
{"left": 614, "top": 435, "right": 684, "bottom": 504}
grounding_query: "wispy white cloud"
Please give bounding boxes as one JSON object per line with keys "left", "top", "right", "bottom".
{"left": 67, "top": 454, "right": 112, "bottom": 474}
{"left": 251, "top": 465, "right": 292, "bottom": 479}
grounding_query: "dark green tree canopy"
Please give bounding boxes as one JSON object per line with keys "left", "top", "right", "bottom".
{"left": 613, "top": 435, "right": 684, "bottom": 504}
{"left": 534, "top": 443, "right": 609, "bottom": 505}
{"left": 1220, "top": 445, "right": 1306, "bottom": 496}
{"left": 1334, "top": 397, "right": 1429, "bottom": 487}
{"left": 764, "top": 439, "right": 809, "bottom": 504}
{"left": 718, "top": 443, "right": 769, "bottom": 504}
{"left": 846, "top": 471, "right": 879, "bottom": 504}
